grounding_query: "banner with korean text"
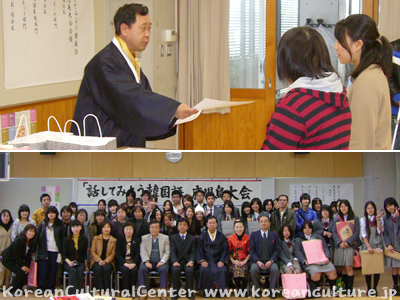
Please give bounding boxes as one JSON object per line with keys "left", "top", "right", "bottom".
{"left": 77, "top": 179, "right": 262, "bottom": 207}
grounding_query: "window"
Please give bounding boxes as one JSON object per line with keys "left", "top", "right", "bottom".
{"left": 229, "top": 0, "right": 266, "bottom": 89}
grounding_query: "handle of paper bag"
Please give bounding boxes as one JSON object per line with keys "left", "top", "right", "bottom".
{"left": 47, "top": 116, "right": 63, "bottom": 133}
{"left": 64, "top": 120, "right": 81, "bottom": 136}
{"left": 14, "top": 114, "right": 30, "bottom": 139}
{"left": 83, "top": 114, "right": 103, "bottom": 137}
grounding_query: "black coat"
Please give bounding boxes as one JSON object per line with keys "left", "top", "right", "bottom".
{"left": 62, "top": 236, "right": 89, "bottom": 263}
{"left": 36, "top": 221, "right": 65, "bottom": 259}
{"left": 1, "top": 236, "right": 33, "bottom": 268}
{"left": 131, "top": 219, "right": 150, "bottom": 239}
{"left": 71, "top": 42, "right": 180, "bottom": 148}
{"left": 115, "top": 237, "right": 141, "bottom": 269}
{"left": 170, "top": 233, "right": 197, "bottom": 264}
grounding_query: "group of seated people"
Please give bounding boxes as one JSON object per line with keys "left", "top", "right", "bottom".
{"left": 0, "top": 189, "right": 399, "bottom": 299}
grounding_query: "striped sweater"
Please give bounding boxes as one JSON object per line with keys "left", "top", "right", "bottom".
{"left": 262, "top": 87, "right": 351, "bottom": 150}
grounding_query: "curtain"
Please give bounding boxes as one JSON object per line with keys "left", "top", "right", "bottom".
{"left": 379, "top": 0, "right": 400, "bottom": 42}
{"left": 177, "top": 0, "right": 231, "bottom": 114}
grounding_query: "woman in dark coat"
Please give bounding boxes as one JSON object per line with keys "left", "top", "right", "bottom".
{"left": 36, "top": 206, "right": 65, "bottom": 293}
{"left": 62, "top": 219, "right": 89, "bottom": 295}
{"left": 115, "top": 222, "right": 141, "bottom": 294}
{"left": 1, "top": 224, "right": 36, "bottom": 296}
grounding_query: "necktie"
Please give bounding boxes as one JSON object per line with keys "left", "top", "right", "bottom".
{"left": 227, "top": 215, "right": 230, "bottom": 221}
{"left": 323, "top": 221, "right": 329, "bottom": 228}
{"left": 392, "top": 217, "right": 397, "bottom": 223}
{"left": 181, "top": 235, "right": 185, "bottom": 243}
{"left": 210, "top": 208, "right": 213, "bottom": 216}
{"left": 369, "top": 220, "right": 376, "bottom": 227}
{"left": 287, "top": 241, "right": 291, "bottom": 248}
{"left": 263, "top": 232, "right": 267, "bottom": 240}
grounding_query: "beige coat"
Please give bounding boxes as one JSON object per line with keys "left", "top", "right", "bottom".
{"left": 140, "top": 233, "right": 170, "bottom": 264}
{"left": 0, "top": 226, "right": 12, "bottom": 288}
{"left": 348, "top": 64, "right": 391, "bottom": 150}
{"left": 90, "top": 234, "right": 117, "bottom": 269}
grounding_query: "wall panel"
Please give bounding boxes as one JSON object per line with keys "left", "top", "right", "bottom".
{"left": 334, "top": 152, "right": 363, "bottom": 177}
{"left": 52, "top": 152, "right": 93, "bottom": 178}
{"left": 214, "top": 153, "right": 256, "bottom": 178}
{"left": 92, "top": 153, "right": 133, "bottom": 178}
{"left": 295, "top": 153, "right": 335, "bottom": 178}
{"left": 255, "top": 152, "right": 296, "bottom": 177}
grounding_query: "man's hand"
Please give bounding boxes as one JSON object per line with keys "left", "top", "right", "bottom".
{"left": 257, "top": 261, "right": 264, "bottom": 270}
{"left": 174, "top": 104, "right": 199, "bottom": 120}
{"left": 173, "top": 262, "right": 180, "bottom": 267}
{"left": 157, "top": 261, "right": 165, "bottom": 269}
{"left": 187, "top": 262, "right": 194, "bottom": 267}
{"left": 265, "top": 261, "right": 272, "bottom": 270}
{"left": 217, "top": 262, "right": 224, "bottom": 268}
{"left": 201, "top": 261, "right": 209, "bottom": 268}
{"left": 21, "top": 266, "right": 30, "bottom": 274}
{"left": 146, "top": 262, "right": 153, "bottom": 269}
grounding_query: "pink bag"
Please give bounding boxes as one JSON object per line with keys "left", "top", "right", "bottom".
{"left": 302, "top": 239, "right": 327, "bottom": 265}
{"left": 281, "top": 272, "right": 308, "bottom": 299}
{"left": 27, "top": 260, "right": 37, "bottom": 287}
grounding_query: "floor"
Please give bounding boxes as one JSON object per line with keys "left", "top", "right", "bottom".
{"left": 0, "top": 268, "right": 399, "bottom": 299}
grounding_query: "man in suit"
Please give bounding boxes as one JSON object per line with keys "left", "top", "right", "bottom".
{"left": 249, "top": 216, "right": 281, "bottom": 299}
{"left": 170, "top": 219, "right": 197, "bottom": 300}
{"left": 138, "top": 220, "right": 170, "bottom": 300}
{"left": 196, "top": 216, "right": 229, "bottom": 297}
{"left": 204, "top": 192, "right": 222, "bottom": 219}
{"left": 222, "top": 190, "right": 241, "bottom": 217}
{"left": 270, "top": 194, "right": 296, "bottom": 233}
{"left": 71, "top": 3, "right": 197, "bottom": 148}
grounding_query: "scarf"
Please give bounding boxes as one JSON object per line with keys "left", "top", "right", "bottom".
{"left": 115, "top": 35, "right": 141, "bottom": 81}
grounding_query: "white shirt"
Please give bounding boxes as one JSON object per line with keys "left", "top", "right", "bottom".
{"left": 173, "top": 204, "right": 183, "bottom": 215}
{"left": 304, "top": 234, "right": 312, "bottom": 240}
{"left": 260, "top": 229, "right": 268, "bottom": 239}
{"left": 360, "top": 215, "right": 383, "bottom": 238}
{"left": 208, "top": 231, "right": 217, "bottom": 242}
{"left": 46, "top": 223, "right": 58, "bottom": 252}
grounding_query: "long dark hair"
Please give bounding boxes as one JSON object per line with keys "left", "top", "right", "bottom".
{"left": 44, "top": 206, "right": 62, "bottom": 227}
{"left": 312, "top": 198, "right": 322, "bottom": 213}
{"left": 263, "top": 199, "right": 274, "bottom": 213}
{"left": 0, "top": 209, "right": 13, "bottom": 230}
{"left": 67, "top": 219, "right": 84, "bottom": 241}
{"left": 222, "top": 200, "right": 237, "bottom": 219}
{"left": 364, "top": 201, "right": 377, "bottom": 240}
{"left": 250, "top": 198, "right": 263, "bottom": 214}
{"left": 277, "top": 26, "right": 336, "bottom": 83}
{"left": 278, "top": 225, "right": 294, "bottom": 241}
{"left": 338, "top": 199, "right": 355, "bottom": 221}
{"left": 18, "top": 224, "right": 37, "bottom": 247}
{"left": 335, "top": 14, "right": 392, "bottom": 80}
{"left": 383, "top": 197, "right": 399, "bottom": 219}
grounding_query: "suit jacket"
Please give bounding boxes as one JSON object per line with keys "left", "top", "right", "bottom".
{"left": 294, "top": 233, "right": 330, "bottom": 269}
{"left": 71, "top": 42, "right": 180, "bottom": 148}
{"left": 115, "top": 236, "right": 141, "bottom": 269}
{"left": 278, "top": 238, "right": 297, "bottom": 266}
{"left": 332, "top": 215, "right": 360, "bottom": 249}
{"left": 132, "top": 219, "right": 150, "bottom": 239}
{"left": 140, "top": 233, "right": 170, "bottom": 263}
{"left": 205, "top": 206, "right": 223, "bottom": 219}
{"left": 62, "top": 236, "right": 89, "bottom": 263}
{"left": 383, "top": 214, "right": 400, "bottom": 247}
{"left": 270, "top": 208, "right": 296, "bottom": 233}
{"left": 90, "top": 234, "right": 117, "bottom": 269}
{"left": 249, "top": 230, "right": 281, "bottom": 264}
{"left": 170, "top": 233, "right": 197, "bottom": 264}
{"left": 36, "top": 221, "right": 65, "bottom": 259}
{"left": 1, "top": 236, "right": 33, "bottom": 268}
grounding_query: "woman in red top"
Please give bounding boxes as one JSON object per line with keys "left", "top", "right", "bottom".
{"left": 228, "top": 220, "right": 250, "bottom": 294}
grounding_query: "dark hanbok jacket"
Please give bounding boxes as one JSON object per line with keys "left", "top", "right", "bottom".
{"left": 196, "top": 231, "right": 229, "bottom": 268}
{"left": 71, "top": 42, "right": 181, "bottom": 148}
